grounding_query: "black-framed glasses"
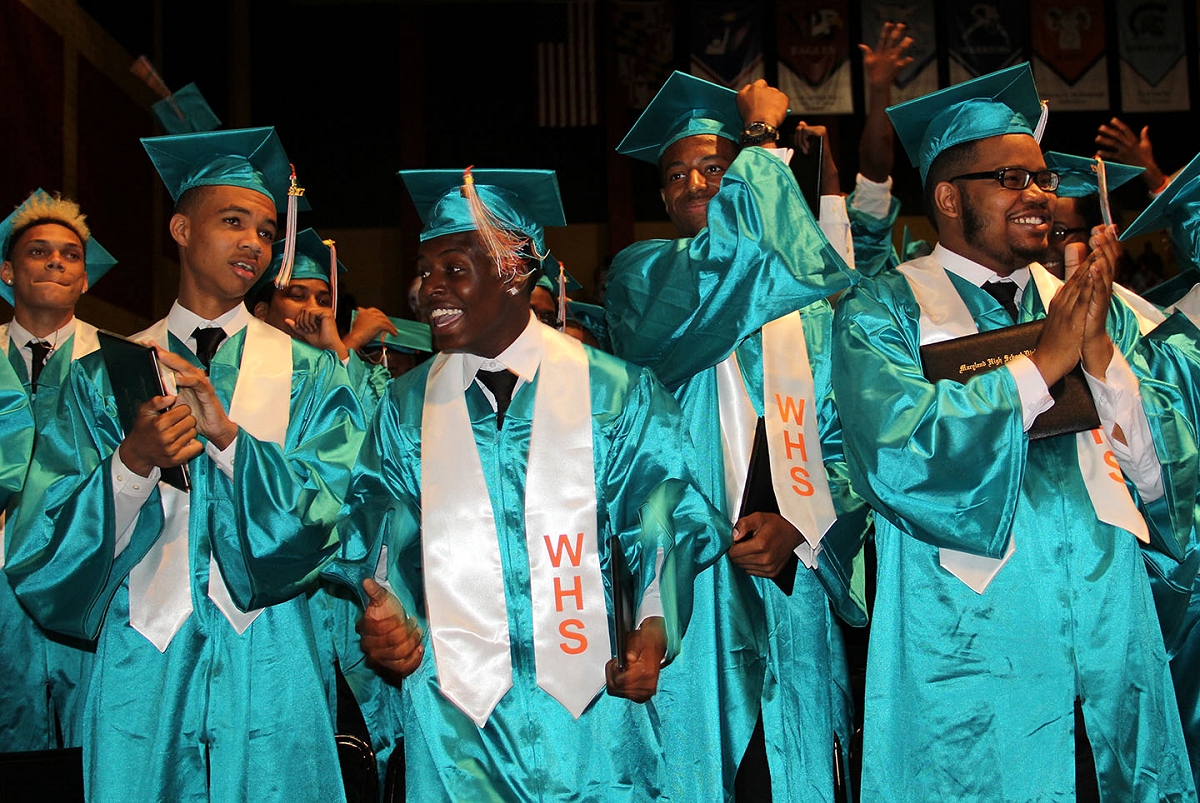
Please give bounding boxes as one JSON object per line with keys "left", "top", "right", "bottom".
{"left": 1049, "top": 225, "right": 1090, "bottom": 243}
{"left": 949, "top": 167, "right": 1060, "bottom": 192}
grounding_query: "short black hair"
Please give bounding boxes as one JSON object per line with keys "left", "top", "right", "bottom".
{"left": 4, "top": 218, "right": 87, "bottom": 262}
{"left": 243, "top": 277, "right": 276, "bottom": 312}
{"left": 923, "top": 140, "right": 980, "bottom": 233}
{"left": 175, "top": 185, "right": 209, "bottom": 218}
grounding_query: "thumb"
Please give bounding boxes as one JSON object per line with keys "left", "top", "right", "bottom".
{"left": 1140, "top": 125, "right": 1151, "bottom": 145}
{"left": 362, "top": 577, "right": 403, "bottom": 617}
{"left": 1063, "top": 242, "right": 1088, "bottom": 281}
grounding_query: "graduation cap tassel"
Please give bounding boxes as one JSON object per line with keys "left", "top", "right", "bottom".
{"left": 461, "top": 166, "right": 540, "bottom": 284}
{"left": 130, "top": 56, "right": 185, "bottom": 121}
{"left": 1032, "top": 100, "right": 1049, "bottom": 144}
{"left": 556, "top": 261, "right": 567, "bottom": 331}
{"left": 274, "top": 164, "right": 305, "bottom": 289}
{"left": 324, "top": 238, "right": 339, "bottom": 315}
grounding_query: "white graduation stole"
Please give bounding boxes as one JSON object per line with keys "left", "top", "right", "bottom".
{"left": 715, "top": 312, "right": 838, "bottom": 569}
{"left": 421, "top": 325, "right": 606, "bottom": 726}
{"left": 898, "top": 258, "right": 1150, "bottom": 593}
{"left": 0, "top": 319, "right": 99, "bottom": 568}
{"left": 1111, "top": 283, "right": 1167, "bottom": 336}
{"left": 127, "top": 316, "right": 292, "bottom": 651}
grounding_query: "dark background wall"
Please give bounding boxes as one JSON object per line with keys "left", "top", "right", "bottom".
{"left": 5, "top": 0, "right": 1199, "bottom": 332}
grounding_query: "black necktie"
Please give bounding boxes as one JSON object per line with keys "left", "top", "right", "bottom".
{"left": 192, "top": 327, "right": 226, "bottom": 370}
{"left": 982, "top": 280, "right": 1020, "bottom": 322}
{"left": 477, "top": 368, "right": 518, "bottom": 430}
{"left": 27, "top": 340, "right": 51, "bottom": 386}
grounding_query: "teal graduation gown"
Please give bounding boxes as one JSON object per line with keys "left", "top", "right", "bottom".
{"left": 309, "top": 347, "right": 402, "bottom": 788}
{"left": 5, "top": 326, "right": 365, "bottom": 802}
{"left": 1132, "top": 311, "right": 1200, "bottom": 792}
{"left": 832, "top": 266, "right": 1196, "bottom": 802}
{"left": 325, "top": 344, "right": 728, "bottom": 802}
{"left": 0, "top": 329, "right": 94, "bottom": 751}
{"left": 605, "top": 145, "right": 867, "bottom": 802}
{"left": 0, "top": 349, "right": 35, "bottom": 751}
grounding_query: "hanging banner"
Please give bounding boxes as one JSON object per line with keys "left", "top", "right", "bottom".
{"left": 613, "top": 0, "right": 675, "bottom": 110}
{"left": 689, "top": 2, "right": 765, "bottom": 88}
{"left": 860, "top": 0, "right": 939, "bottom": 104}
{"left": 945, "top": 0, "right": 1025, "bottom": 85}
{"left": 1117, "top": 0, "right": 1189, "bottom": 112}
{"left": 777, "top": 0, "right": 854, "bottom": 115}
{"left": 1030, "top": 0, "right": 1108, "bottom": 110}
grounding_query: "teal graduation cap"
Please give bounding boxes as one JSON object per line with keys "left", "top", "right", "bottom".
{"left": 254, "top": 227, "right": 346, "bottom": 291}
{"left": 353, "top": 311, "right": 433, "bottom": 353}
{"left": 887, "top": 62, "right": 1046, "bottom": 184}
{"left": 0, "top": 189, "right": 117, "bottom": 306}
{"left": 141, "top": 127, "right": 309, "bottom": 211}
{"left": 1043, "top": 152, "right": 1144, "bottom": 198}
{"left": 398, "top": 168, "right": 565, "bottom": 265}
{"left": 616, "top": 71, "right": 740, "bottom": 164}
{"left": 153, "top": 83, "right": 221, "bottom": 135}
{"left": 1120, "top": 151, "right": 1200, "bottom": 241}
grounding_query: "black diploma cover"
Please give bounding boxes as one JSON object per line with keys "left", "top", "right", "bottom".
{"left": 737, "top": 417, "right": 799, "bottom": 594}
{"left": 609, "top": 535, "right": 634, "bottom": 670}
{"left": 920, "top": 320, "right": 1101, "bottom": 440}
{"left": 97, "top": 331, "right": 191, "bottom": 491}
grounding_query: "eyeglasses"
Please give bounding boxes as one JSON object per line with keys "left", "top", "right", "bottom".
{"left": 1049, "top": 226, "right": 1090, "bottom": 243}
{"left": 949, "top": 167, "right": 1060, "bottom": 192}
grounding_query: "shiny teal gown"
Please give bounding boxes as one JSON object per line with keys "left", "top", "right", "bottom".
{"left": 1134, "top": 309, "right": 1200, "bottom": 793}
{"left": 309, "top": 348, "right": 401, "bottom": 789}
{"left": 0, "top": 333, "right": 95, "bottom": 752}
{"left": 4, "top": 328, "right": 365, "bottom": 802}
{"left": 605, "top": 145, "right": 866, "bottom": 802}
{"left": 847, "top": 191, "right": 901, "bottom": 277}
{"left": 324, "top": 343, "right": 728, "bottom": 802}
{"left": 832, "top": 266, "right": 1196, "bottom": 802}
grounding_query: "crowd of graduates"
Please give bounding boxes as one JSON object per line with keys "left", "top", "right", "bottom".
{"left": 7, "top": 20, "right": 1200, "bottom": 803}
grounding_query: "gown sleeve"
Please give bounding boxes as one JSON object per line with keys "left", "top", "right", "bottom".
{"left": 605, "top": 147, "right": 855, "bottom": 391}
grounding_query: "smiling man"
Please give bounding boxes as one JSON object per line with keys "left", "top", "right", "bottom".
{"left": 324, "top": 167, "right": 726, "bottom": 801}
{"left": 5, "top": 128, "right": 365, "bottom": 802}
{"left": 604, "top": 72, "right": 865, "bottom": 802}
{"left": 0, "top": 191, "right": 116, "bottom": 754}
{"left": 832, "top": 64, "right": 1195, "bottom": 800}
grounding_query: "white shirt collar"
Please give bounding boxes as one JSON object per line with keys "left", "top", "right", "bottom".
{"left": 934, "top": 243, "right": 1031, "bottom": 293}
{"left": 457, "top": 311, "right": 543, "bottom": 392}
{"left": 9, "top": 317, "right": 75, "bottom": 351}
{"left": 167, "top": 300, "right": 250, "bottom": 352}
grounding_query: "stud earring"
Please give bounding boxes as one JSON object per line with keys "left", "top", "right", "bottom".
{"left": 507, "top": 287, "right": 520, "bottom": 295}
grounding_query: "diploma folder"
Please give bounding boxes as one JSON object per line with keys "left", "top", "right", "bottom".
{"left": 737, "top": 417, "right": 799, "bottom": 595}
{"left": 919, "top": 320, "right": 1101, "bottom": 440}
{"left": 96, "top": 330, "right": 191, "bottom": 491}
{"left": 608, "top": 534, "right": 634, "bottom": 671}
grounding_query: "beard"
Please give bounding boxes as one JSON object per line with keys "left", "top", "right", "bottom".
{"left": 961, "top": 192, "right": 1048, "bottom": 271}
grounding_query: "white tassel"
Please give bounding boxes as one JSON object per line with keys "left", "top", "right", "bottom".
{"left": 557, "top": 261, "right": 567, "bottom": 331}
{"left": 1032, "top": 100, "right": 1049, "bottom": 144}
{"left": 274, "top": 164, "right": 305, "bottom": 288}
{"left": 324, "top": 239, "right": 339, "bottom": 314}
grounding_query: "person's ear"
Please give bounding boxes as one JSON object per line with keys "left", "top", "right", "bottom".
{"left": 1, "top": 262, "right": 13, "bottom": 286}
{"left": 169, "top": 213, "right": 190, "bottom": 248}
{"left": 934, "top": 181, "right": 961, "bottom": 221}
{"left": 252, "top": 300, "right": 270, "bottom": 320}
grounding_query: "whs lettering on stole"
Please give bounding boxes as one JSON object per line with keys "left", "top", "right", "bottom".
{"left": 773, "top": 392, "right": 817, "bottom": 497}
{"left": 543, "top": 532, "right": 590, "bottom": 654}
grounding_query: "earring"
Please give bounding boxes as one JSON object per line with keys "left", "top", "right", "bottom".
{"left": 3, "top": 278, "right": 10, "bottom": 285}
{"left": 507, "top": 287, "right": 520, "bottom": 295}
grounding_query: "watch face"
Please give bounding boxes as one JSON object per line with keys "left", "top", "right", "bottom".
{"left": 746, "top": 122, "right": 768, "bottom": 137}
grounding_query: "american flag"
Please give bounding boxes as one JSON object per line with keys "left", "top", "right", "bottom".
{"left": 536, "top": 0, "right": 599, "bottom": 127}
